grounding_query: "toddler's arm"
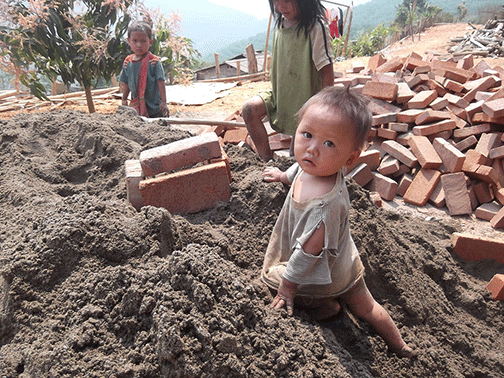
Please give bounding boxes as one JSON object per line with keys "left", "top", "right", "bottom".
{"left": 263, "top": 166, "right": 290, "bottom": 185}
{"left": 271, "top": 278, "right": 298, "bottom": 316}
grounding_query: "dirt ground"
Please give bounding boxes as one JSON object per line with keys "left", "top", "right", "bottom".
{"left": 1, "top": 23, "right": 504, "bottom": 377}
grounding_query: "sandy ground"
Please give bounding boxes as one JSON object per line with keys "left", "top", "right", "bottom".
{"left": 1, "top": 23, "right": 504, "bottom": 377}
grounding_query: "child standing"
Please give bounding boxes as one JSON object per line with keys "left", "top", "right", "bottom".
{"left": 242, "top": 0, "right": 334, "bottom": 161}
{"left": 261, "top": 87, "right": 414, "bottom": 358}
{"left": 120, "top": 21, "right": 169, "bottom": 118}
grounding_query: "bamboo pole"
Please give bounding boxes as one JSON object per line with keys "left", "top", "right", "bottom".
{"left": 343, "top": 5, "right": 353, "bottom": 58}
{"left": 156, "top": 118, "right": 246, "bottom": 128}
{"left": 198, "top": 72, "right": 266, "bottom": 83}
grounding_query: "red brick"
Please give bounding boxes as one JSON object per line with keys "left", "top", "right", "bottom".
{"left": 348, "top": 149, "right": 381, "bottom": 172}
{"left": 440, "top": 172, "right": 472, "bottom": 215}
{"left": 432, "top": 137, "right": 465, "bottom": 173}
{"left": 453, "top": 123, "right": 493, "bottom": 139}
{"left": 473, "top": 181, "right": 494, "bottom": 204}
{"left": 367, "top": 53, "right": 387, "bottom": 71}
{"left": 389, "top": 122, "right": 410, "bottom": 133}
{"left": 475, "top": 202, "right": 502, "bottom": 221}
{"left": 444, "top": 93, "right": 470, "bottom": 109}
{"left": 348, "top": 163, "right": 373, "bottom": 187}
{"left": 472, "top": 112, "right": 504, "bottom": 125}
{"left": 407, "top": 90, "right": 438, "bottom": 109}
{"left": 456, "top": 54, "right": 474, "bottom": 70}
{"left": 462, "top": 149, "right": 491, "bottom": 169}
{"left": 223, "top": 127, "right": 248, "bottom": 144}
{"left": 472, "top": 60, "right": 492, "bottom": 77}
{"left": 429, "top": 181, "right": 446, "bottom": 208}
{"left": 139, "top": 161, "right": 231, "bottom": 214}
{"left": 377, "top": 155, "right": 400, "bottom": 176}
{"left": 408, "top": 135, "right": 443, "bottom": 169}
{"left": 487, "top": 274, "right": 504, "bottom": 301}
{"left": 139, "top": 133, "right": 222, "bottom": 177}
{"left": 396, "top": 174, "right": 413, "bottom": 197}
{"left": 377, "top": 127, "right": 397, "bottom": 140}
{"left": 451, "top": 232, "right": 504, "bottom": 263}
{"left": 372, "top": 113, "right": 397, "bottom": 126}
{"left": 396, "top": 82, "right": 415, "bottom": 104}
{"left": 381, "top": 140, "right": 418, "bottom": 167}
{"left": 475, "top": 133, "right": 502, "bottom": 157}
{"left": 403, "top": 168, "right": 441, "bottom": 206}
{"left": 454, "top": 135, "right": 478, "bottom": 151}
{"left": 482, "top": 97, "right": 504, "bottom": 119}
{"left": 465, "top": 100, "right": 484, "bottom": 118}
{"left": 467, "top": 184, "right": 479, "bottom": 210}
{"left": 426, "top": 79, "right": 448, "bottom": 96}
{"left": 375, "top": 57, "right": 405, "bottom": 73}
{"left": 396, "top": 109, "right": 424, "bottom": 123}
{"left": 444, "top": 79, "right": 464, "bottom": 93}
{"left": 462, "top": 75, "right": 500, "bottom": 103}
{"left": 125, "top": 160, "right": 144, "bottom": 211}
{"left": 368, "top": 172, "right": 398, "bottom": 201}
{"left": 430, "top": 97, "right": 449, "bottom": 110}
{"left": 412, "top": 119, "right": 456, "bottom": 137}
{"left": 363, "top": 81, "right": 398, "bottom": 101}
{"left": 269, "top": 133, "right": 292, "bottom": 151}
{"left": 367, "top": 98, "right": 402, "bottom": 115}
{"left": 415, "top": 110, "right": 451, "bottom": 125}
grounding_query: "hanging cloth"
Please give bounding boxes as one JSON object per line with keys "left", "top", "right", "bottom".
{"left": 325, "top": 8, "right": 340, "bottom": 38}
{"left": 128, "top": 52, "right": 153, "bottom": 117}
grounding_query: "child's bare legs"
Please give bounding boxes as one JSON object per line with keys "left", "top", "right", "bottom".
{"left": 297, "top": 297, "right": 341, "bottom": 321}
{"left": 242, "top": 96, "right": 273, "bottom": 161}
{"left": 340, "top": 277, "right": 414, "bottom": 358}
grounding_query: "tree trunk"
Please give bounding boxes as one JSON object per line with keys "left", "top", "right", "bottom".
{"left": 84, "top": 86, "right": 96, "bottom": 113}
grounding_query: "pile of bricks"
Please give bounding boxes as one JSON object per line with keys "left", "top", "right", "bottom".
{"left": 125, "top": 133, "right": 232, "bottom": 214}
{"left": 336, "top": 52, "right": 504, "bottom": 231}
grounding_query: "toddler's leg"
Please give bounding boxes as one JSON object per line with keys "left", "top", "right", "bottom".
{"left": 242, "top": 96, "right": 272, "bottom": 161}
{"left": 340, "top": 278, "right": 414, "bottom": 358}
{"left": 295, "top": 297, "right": 341, "bottom": 321}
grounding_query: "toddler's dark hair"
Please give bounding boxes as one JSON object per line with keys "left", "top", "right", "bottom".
{"left": 297, "top": 86, "right": 372, "bottom": 149}
{"left": 127, "top": 21, "right": 152, "bottom": 39}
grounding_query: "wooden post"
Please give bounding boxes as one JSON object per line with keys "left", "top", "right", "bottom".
{"left": 246, "top": 44, "right": 258, "bottom": 74}
{"left": 343, "top": 5, "right": 353, "bottom": 58}
{"left": 236, "top": 61, "right": 241, "bottom": 77}
{"left": 263, "top": 13, "right": 272, "bottom": 72}
{"left": 214, "top": 53, "right": 221, "bottom": 78}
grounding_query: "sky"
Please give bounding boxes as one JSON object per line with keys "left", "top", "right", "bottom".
{"left": 206, "top": 0, "right": 367, "bottom": 20}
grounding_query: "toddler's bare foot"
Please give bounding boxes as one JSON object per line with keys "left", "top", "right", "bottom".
{"left": 389, "top": 344, "right": 415, "bottom": 359}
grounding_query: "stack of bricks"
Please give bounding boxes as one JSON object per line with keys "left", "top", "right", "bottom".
{"left": 125, "top": 133, "right": 232, "bottom": 214}
{"left": 338, "top": 53, "right": 504, "bottom": 230}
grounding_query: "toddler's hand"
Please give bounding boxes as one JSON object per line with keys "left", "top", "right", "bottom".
{"left": 271, "top": 278, "right": 298, "bottom": 316}
{"left": 263, "top": 166, "right": 283, "bottom": 182}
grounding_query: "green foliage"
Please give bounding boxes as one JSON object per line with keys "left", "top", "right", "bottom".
{"left": 150, "top": 16, "right": 200, "bottom": 84}
{"left": 0, "top": 0, "right": 134, "bottom": 110}
{"left": 349, "top": 24, "right": 397, "bottom": 57}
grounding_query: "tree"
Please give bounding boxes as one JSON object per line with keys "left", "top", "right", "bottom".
{"left": 0, "top": 0, "right": 199, "bottom": 113}
{"left": 0, "top": 0, "right": 136, "bottom": 113}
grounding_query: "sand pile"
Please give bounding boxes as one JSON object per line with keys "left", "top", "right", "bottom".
{"left": 0, "top": 109, "right": 503, "bottom": 377}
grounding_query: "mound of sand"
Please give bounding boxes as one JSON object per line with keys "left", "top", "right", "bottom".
{"left": 1, "top": 109, "right": 503, "bottom": 377}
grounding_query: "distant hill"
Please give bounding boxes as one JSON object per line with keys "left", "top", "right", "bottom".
{"left": 199, "top": 0, "right": 500, "bottom": 64}
{"left": 146, "top": 0, "right": 269, "bottom": 59}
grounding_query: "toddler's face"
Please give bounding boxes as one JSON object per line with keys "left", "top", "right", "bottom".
{"left": 273, "top": 0, "right": 299, "bottom": 23}
{"left": 294, "top": 104, "right": 360, "bottom": 178}
{"left": 127, "top": 31, "right": 152, "bottom": 58}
